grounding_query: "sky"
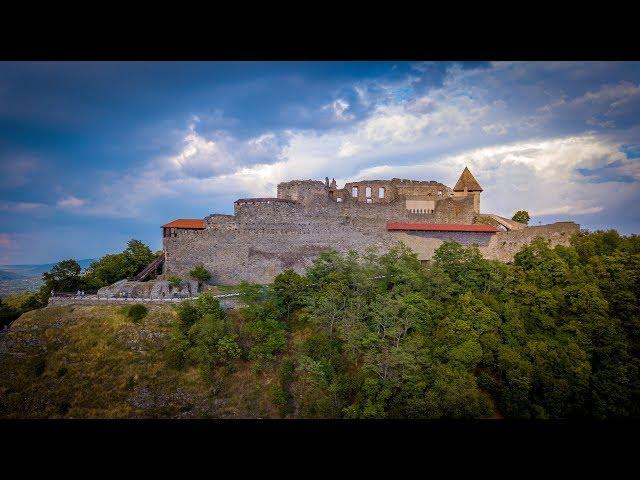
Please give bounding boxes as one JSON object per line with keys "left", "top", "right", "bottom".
{"left": 1, "top": 61, "right": 639, "bottom": 264}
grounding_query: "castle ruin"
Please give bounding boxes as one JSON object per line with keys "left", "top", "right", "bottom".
{"left": 160, "top": 167, "right": 580, "bottom": 284}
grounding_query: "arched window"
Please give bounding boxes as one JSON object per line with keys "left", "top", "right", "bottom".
{"left": 352, "top": 186, "right": 358, "bottom": 197}
{"left": 379, "top": 187, "right": 385, "bottom": 198}
{"left": 365, "top": 186, "right": 372, "bottom": 198}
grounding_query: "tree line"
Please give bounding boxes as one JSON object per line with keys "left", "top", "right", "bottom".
{"left": 166, "top": 229, "right": 640, "bottom": 418}
{"left": 0, "top": 239, "right": 158, "bottom": 327}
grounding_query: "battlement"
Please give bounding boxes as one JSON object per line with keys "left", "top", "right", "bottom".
{"left": 235, "top": 197, "right": 298, "bottom": 205}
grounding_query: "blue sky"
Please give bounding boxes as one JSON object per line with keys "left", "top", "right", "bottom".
{"left": 1, "top": 61, "right": 639, "bottom": 264}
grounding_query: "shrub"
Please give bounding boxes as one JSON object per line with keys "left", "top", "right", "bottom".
{"left": 166, "top": 325, "right": 190, "bottom": 369}
{"left": 33, "top": 358, "right": 46, "bottom": 377}
{"left": 270, "top": 384, "right": 288, "bottom": 417}
{"left": 175, "top": 301, "right": 200, "bottom": 331}
{"left": 245, "top": 318, "right": 287, "bottom": 363}
{"left": 195, "top": 292, "right": 225, "bottom": 318}
{"left": 127, "top": 303, "right": 148, "bottom": 322}
{"left": 279, "top": 357, "right": 295, "bottom": 383}
{"left": 167, "top": 276, "right": 183, "bottom": 289}
{"left": 217, "top": 334, "right": 242, "bottom": 362}
{"left": 190, "top": 264, "right": 211, "bottom": 284}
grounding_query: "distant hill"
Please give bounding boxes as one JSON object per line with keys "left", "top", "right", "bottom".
{"left": 0, "top": 259, "right": 95, "bottom": 297}
{"left": 0, "top": 258, "right": 95, "bottom": 277}
{"left": 0, "top": 270, "right": 26, "bottom": 281}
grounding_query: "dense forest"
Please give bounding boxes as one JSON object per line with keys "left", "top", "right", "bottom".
{"left": 1, "top": 230, "right": 639, "bottom": 418}
{"left": 166, "top": 230, "right": 640, "bottom": 418}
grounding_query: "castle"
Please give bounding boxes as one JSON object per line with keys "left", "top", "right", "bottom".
{"left": 160, "top": 167, "right": 580, "bottom": 284}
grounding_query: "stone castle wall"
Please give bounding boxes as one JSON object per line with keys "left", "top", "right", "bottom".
{"left": 277, "top": 180, "right": 328, "bottom": 206}
{"left": 479, "top": 222, "right": 580, "bottom": 262}
{"left": 163, "top": 192, "right": 579, "bottom": 284}
{"left": 337, "top": 178, "right": 452, "bottom": 204}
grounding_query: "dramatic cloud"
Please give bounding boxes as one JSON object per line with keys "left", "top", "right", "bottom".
{"left": 2, "top": 61, "right": 640, "bottom": 262}
{"left": 56, "top": 63, "right": 640, "bottom": 230}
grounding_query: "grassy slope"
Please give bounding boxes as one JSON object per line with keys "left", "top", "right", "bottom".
{"left": 0, "top": 305, "right": 279, "bottom": 419}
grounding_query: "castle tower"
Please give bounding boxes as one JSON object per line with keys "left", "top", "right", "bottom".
{"left": 453, "top": 166, "right": 483, "bottom": 214}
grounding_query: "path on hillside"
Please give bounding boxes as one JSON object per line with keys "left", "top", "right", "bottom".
{"left": 47, "top": 292, "right": 241, "bottom": 309}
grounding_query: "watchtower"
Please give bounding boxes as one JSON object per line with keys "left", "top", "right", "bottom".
{"left": 453, "top": 167, "right": 482, "bottom": 214}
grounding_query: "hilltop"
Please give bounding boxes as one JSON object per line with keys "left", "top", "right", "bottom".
{"left": 1, "top": 231, "right": 639, "bottom": 419}
{"left": 0, "top": 304, "right": 279, "bottom": 418}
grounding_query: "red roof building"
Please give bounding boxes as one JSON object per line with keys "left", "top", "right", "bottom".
{"left": 162, "top": 219, "right": 205, "bottom": 238}
{"left": 386, "top": 222, "right": 498, "bottom": 233}
{"left": 162, "top": 219, "right": 205, "bottom": 229}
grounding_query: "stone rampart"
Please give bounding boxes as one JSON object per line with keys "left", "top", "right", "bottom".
{"left": 164, "top": 187, "right": 577, "bottom": 284}
{"left": 162, "top": 171, "right": 578, "bottom": 284}
{"left": 480, "top": 221, "right": 580, "bottom": 262}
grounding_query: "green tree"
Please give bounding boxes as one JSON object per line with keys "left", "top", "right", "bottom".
{"left": 41, "top": 259, "right": 84, "bottom": 296}
{"left": 272, "top": 269, "right": 308, "bottom": 320}
{"left": 124, "top": 239, "right": 155, "bottom": 274}
{"left": 163, "top": 231, "right": 640, "bottom": 419}
{"left": 512, "top": 210, "right": 530, "bottom": 224}
{"left": 239, "top": 281, "right": 267, "bottom": 305}
{"left": 83, "top": 239, "right": 155, "bottom": 290}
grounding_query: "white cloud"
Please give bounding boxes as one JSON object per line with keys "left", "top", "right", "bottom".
{"left": 538, "top": 81, "right": 640, "bottom": 125}
{"left": 344, "top": 134, "right": 634, "bottom": 220}
{"left": 532, "top": 205, "right": 604, "bottom": 216}
{"left": 322, "top": 98, "right": 354, "bottom": 122}
{"left": 166, "top": 122, "right": 236, "bottom": 178}
{"left": 482, "top": 123, "right": 509, "bottom": 136}
{"left": 39, "top": 62, "right": 640, "bottom": 231}
{"left": 57, "top": 196, "right": 85, "bottom": 208}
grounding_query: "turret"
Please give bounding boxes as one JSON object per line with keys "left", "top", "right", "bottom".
{"left": 453, "top": 166, "right": 482, "bottom": 213}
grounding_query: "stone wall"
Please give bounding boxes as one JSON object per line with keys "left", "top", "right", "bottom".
{"left": 403, "top": 230, "right": 495, "bottom": 246}
{"left": 386, "top": 222, "right": 579, "bottom": 264}
{"left": 163, "top": 201, "right": 396, "bottom": 284}
{"left": 163, "top": 187, "right": 577, "bottom": 284}
{"left": 339, "top": 178, "right": 453, "bottom": 204}
{"left": 479, "top": 221, "right": 580, "bottom": 262}
{"left": 277, "top": 180, "right": 328, "bottom": 206}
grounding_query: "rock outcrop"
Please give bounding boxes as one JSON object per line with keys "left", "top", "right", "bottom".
{"left": 97, "top": 278, "right": 200, "bottom": 299}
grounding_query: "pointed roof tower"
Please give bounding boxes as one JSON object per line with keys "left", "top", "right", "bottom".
{"left": 453, "top": 166, "right": 483, "bottom": 192}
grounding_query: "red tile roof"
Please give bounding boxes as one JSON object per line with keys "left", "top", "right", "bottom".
{"left": 162, "top": 219, "right": 205, "bottom": 229}
{"left": 387, "top": 222, "right": 498, "bottom": 233}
